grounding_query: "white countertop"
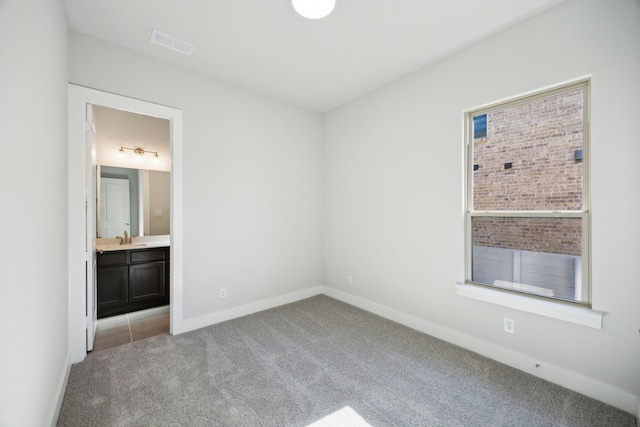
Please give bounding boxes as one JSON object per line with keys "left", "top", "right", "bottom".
{"left": 95, "top": 237, "right": 170, "bottom": 253}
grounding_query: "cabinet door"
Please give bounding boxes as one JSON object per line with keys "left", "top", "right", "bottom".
{"left": 129, "top": 261, "right": 165, "bottom": 301}
{"left": 97, "top": 265, "right": 128, "bottom": 308}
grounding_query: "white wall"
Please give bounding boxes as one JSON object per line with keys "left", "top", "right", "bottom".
{"left": 69, "top": 33, "right": 323, "bottom": 322}
{"left": 323, "top": 0, "right": 640, "bottom": 413}
{"left": 0, "top": 0, "right": 70, "bottom": 426}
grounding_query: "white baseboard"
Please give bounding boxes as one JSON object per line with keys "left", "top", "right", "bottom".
{"left": 323, "top": 286, "right": 637, "bottom": 415}
{"left": 180, "top": 286, "right": 323, "bottom": 334}
{"left": 49, "top": 350, "right": 71, "bottom": 427}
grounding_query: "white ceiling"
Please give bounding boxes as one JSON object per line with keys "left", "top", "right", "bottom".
{"left": 64, "top": 0, "right": 564, "bottom": 112}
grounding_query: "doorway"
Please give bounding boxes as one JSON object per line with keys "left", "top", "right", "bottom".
{"left": 92, "top": 104, "right": 172, "bottom": 350}
{"left": 68, "top": 85, "right": 184, "bottom": 363}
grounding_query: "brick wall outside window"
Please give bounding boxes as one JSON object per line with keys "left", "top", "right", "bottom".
{"left": 473, "top": 217, "right": 581, "bottom": 256}
{"left": 472, "top": 89, "right": 583, "bottom": 256}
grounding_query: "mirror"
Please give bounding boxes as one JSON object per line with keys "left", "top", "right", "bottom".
{"left": 92, "top": 104, "right": 170, "bottom": 238}
{"left": 97, "top": 166, "right": 170, "bottom": 237}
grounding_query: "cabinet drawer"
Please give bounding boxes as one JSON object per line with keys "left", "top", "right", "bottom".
{"left": 97, "top": 252, "right": 127, "bottom": 266}
{"left": 130, "top": 248, "right": 166, "bottom": 263}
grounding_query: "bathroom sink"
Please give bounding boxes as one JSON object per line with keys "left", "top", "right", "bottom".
{"left": 96, "top": 243, "right": 148, "bottom": 252}
{"left": 95, "top": 239, "right": 170, "bottom": 252}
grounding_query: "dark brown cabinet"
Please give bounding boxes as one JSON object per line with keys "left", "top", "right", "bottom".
{"left": 97, "top": 247, "right": 170, "bottom": 318}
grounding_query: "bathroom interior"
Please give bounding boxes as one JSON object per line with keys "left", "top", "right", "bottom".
{"left": 91, "top": 104, "right": 171, "bottom": 351}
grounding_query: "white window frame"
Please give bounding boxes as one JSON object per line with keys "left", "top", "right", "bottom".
{"left": 464, "top": 79, "right": 591, "bottom": 307}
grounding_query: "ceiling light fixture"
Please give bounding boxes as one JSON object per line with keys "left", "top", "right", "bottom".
{"left": 291, "top": 0, "right": 336, "bottom": 19}
{"left": 119, "top": 146, "right": 159, "bottom": 162}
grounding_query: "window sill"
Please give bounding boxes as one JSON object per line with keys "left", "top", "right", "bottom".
{"left": 455, "top": 283, "right": 604, "bottom": 329}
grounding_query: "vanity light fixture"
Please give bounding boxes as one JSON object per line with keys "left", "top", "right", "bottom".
{"left": 291, "top": 0, "right": 336, "bottom": 19}
{"left": 119, "top": 146, "right": 159, "bottom": 162}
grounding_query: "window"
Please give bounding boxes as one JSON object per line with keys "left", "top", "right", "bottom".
{"left": 465, "top": 80, "right": 590, "bottom": 305}
{"left": 472, "top": 114, "right": 487, "bottom": 139}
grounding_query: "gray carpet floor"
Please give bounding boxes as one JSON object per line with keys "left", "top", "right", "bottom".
{"left": 58, "top": 295, "right": 636, "bottom": 426}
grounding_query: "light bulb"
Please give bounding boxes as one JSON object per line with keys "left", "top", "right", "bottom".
{"left": 118, "top": 147, "right": 125, "bottom": 159}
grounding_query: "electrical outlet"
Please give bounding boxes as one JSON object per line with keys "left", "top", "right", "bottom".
{"left": 503, "top": 318, "right": 515, "bottom": 334}
{"left": 347, "top": 275, "right": 353, "bottom": 285}
{"left": 219, "top": 288, "right": 227, "bottom": 299}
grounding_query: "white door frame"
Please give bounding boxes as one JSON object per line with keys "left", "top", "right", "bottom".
{"left": 85, "top": 103, "right": 97, "bottom": 351}
{"left": 68, "top": 84, "right": 184, "bottom": 363}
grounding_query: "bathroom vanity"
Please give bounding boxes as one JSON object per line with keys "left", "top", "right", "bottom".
{"left": 96, "top": 244, "right": 170, "bottom": 318}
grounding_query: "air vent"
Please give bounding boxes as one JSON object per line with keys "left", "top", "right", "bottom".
{"left": 150, "top": 30, "right": 194, "bottom": 56}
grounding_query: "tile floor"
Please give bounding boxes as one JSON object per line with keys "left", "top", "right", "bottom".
{"left": 92, "top": 305, "right": 170, "bottom": 352}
